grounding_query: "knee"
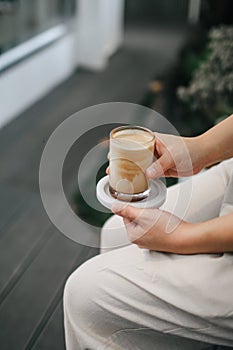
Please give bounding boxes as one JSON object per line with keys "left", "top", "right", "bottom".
{"left": 64, "top": 253, "right": 115, "bottom": 330}
{"left": 64, "top": 257, "right": 98, "bottom": 320}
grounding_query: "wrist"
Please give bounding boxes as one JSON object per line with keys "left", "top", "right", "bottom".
{"left": 184, "top": 135, "right": 209, "bottom": 174}
{"left": 160, "top": 221, "right": 188, "bottom": 254}
{"left": 195, "top": 133, "right": 217, "bottom": 169}
{"left": 174, "top": 222, "right": 203, "bottom": 254}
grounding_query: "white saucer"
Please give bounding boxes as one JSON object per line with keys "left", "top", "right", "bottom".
{"left": 96, "top": 176, "right": 167, "bottom": 209}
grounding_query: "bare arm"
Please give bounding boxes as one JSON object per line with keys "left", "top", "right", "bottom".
{"left": 198, "top": 114, "right": 233, "bottom": 168}
{"left": 147, "top": 114, "right": 233, "bottom": 178}
{"left": 112, "top": 205, "right": 233, "bottom": 254}
{"left": 176, "top": 213, "right": 233, "bottom": 254}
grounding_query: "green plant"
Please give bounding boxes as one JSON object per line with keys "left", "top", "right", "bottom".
{"left": 177, "top": 25, "right": 233, "bottom": 122}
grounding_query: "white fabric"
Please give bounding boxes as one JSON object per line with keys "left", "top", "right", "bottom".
{"left": 64, "top": 159, "right": 233, "bottom": 350}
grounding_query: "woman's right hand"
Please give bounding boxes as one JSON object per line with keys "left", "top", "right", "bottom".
{"left": 146, "top": 133, "right": 206, "bottom": 179}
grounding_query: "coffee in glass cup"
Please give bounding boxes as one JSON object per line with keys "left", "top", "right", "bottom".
{"left": 109, "top": 126, "right": 155, "bottom": 202}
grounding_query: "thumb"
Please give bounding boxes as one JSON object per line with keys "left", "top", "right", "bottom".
{"left": 146, "top": 152, "right": 172, "bottom": 178}
{"left": 111, "top": 203, "right": 142, "bottom": 221}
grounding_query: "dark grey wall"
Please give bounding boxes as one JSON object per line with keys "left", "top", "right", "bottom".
{"left": 125, "top": 0, "right": 189, "bottom": 24}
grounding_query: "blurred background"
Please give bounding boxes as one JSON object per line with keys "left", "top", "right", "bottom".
{"left": 0, "top": 1, "right": 233, "bottom": 349}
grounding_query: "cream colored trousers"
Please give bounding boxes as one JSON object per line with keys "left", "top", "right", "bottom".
{"left": 64, "top": 159, "right": 233, "bottom": 350}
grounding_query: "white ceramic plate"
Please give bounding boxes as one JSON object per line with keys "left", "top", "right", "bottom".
{"left": 96, "top": 175, "right": 167, "bottom": 209}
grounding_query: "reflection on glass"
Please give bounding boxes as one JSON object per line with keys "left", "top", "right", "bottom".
{"left": 0, "top": 0, "right": 76, "bottom": 55}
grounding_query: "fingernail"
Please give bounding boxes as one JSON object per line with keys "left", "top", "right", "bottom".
{"left": 146, "top": 167, "right": 156, "bottom": 178}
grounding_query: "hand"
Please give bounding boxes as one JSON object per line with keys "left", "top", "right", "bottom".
{"left": 112, "top": 203, "right": 192, "bottom": 253}
{"left": 146, "top": 133, "right": 205, "bottom": 179}
{"left": 106, "top": 133, "right": 205, "bottom": 178}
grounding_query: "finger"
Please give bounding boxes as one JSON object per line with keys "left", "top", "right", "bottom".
{"left": 106, "top": 166, "right": 110, "bottom": 174}
{"left": 153, "top": 138, "right": 161, "bottom": 159}
{"left": 164, "top": 169, "right": 178, "bottom": 177}
{"left": 107, "top": 152, "right": 110, "bottom": 160}
{"left": 146, "top": 152, "right": 173, "bottom": 178}
{"left": 111, "top": 203, "right": 142, "bottom": 221}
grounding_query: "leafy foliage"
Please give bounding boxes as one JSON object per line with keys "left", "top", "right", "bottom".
{"left": 177, "top": 25, "right": 233, "bottom": 120}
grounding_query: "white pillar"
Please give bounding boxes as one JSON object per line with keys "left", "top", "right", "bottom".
{"left": 188, "top": 0, "right": 201, "bottom": 24}
{"left": 75, "top": 0, "right": 125, "bottom": 70}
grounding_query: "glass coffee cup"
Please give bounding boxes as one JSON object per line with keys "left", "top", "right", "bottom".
{"left": 109, "top": 125, "right": 155, "bottom": 202}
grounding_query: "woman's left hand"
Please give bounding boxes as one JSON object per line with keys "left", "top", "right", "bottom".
{"left": 112, "top": 204, "right": 193, "bottom": 253}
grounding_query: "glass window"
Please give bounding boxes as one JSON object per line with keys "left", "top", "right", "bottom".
{"left": 0, "top": 0, "right": 76, "bottom": 55}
